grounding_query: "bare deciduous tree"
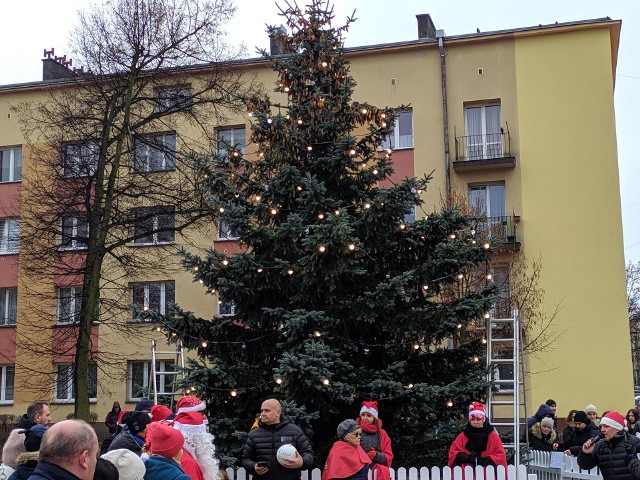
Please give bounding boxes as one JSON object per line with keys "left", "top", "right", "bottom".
{"left": 13, "top": 0, "right": 257, "bottom": 419}
{"left": 628, "top": 261, "right": 640, "bottom": 386}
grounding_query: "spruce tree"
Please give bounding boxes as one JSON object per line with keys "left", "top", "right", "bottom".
{"left": 154, "top": 0, "right": 498, "bottom": 467}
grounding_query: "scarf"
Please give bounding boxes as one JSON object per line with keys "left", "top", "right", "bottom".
{"left": 356, "top": 417, "right": 382, "bottom": 434}
{"left": 463, "top": 421, "right": 493, "bottom": 454}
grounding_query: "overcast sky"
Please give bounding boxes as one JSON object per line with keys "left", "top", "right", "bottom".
{"left": 2, "top": 0, "right": 639, "bottom": 262}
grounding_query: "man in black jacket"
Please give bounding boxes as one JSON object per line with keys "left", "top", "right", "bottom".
{"left": 242, "top": 398, "right": 314, "bottom": 479}
{"left": 578, "top": 411, "right": 640, "bottom": 480}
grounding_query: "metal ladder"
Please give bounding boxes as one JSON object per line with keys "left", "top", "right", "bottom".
{"left": 150, "top": 339, "right": 185, "bottom": 409}
{"left": 485, "top": 309, "right": 526, "bottom": 465}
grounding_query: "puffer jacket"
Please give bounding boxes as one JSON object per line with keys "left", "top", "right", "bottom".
{"left": 107, "top": 427, "right": 143, "bottom": 454}
{"left": 566, "top": 421, "right": 600, "bottom": 456}
{"left": 527, "top": 423, "right": 558, "bottom": 452}
{"left": 527, "top": 404, "right": 555, "bottom": 430}
{"left": 578, "top": 430, "right": 640, "bottom": 480}
{"left": 241, "top": 416, "right": 314, "bottom": 480}
{"left": 7, "top": 452, "right": 38, "bottom": 480}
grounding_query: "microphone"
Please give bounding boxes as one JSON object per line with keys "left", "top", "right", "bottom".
{"left": 590, "top": 432, "right": 604, "bottom": 444}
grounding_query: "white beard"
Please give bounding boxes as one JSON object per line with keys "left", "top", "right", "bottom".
{"left": 182, "top": 432, "right": 219, "bottom": 480}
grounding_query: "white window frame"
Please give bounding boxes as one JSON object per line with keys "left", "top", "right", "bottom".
{"left": 0, "top": 219, "right": 20, "bottom": 254}
{"left": 218, "top": 220, "right": 239, "bottom": 240}
{"left": 133, "top": 207, "right": 175, "bottom": 246}
{"left": 134, "top": 133, "right": 177, "bottom": 172}
{"left": 60, "top": 214, "right": 89, "bottom": 251}
{"left": 464, "top": 104, "right": 502, "bottom": 160}
{"left": 381, "top": 110, "right": 413, "bottom": 150}
{"left": 0, "top": 288, "right": 17, "bottom": 326}
{"left": 63, "top": 141, "right": 99, "bottom": 177}
{"left": 156, "top": 86, "right": 192, "bottom": 112}
{"left": 217, "top": 127, "right": 246, "bottom": 156}
{"left": 468, "top": 183, "right": 506, "bottom": 219}
{"left": 57, "top": 286, "right": 83, "bottom": 324}
{"left": 0, "top": 365, "right": 14, "bottom": 404}
{"left": 128, "top": 360, "right": 176, "bottom": 402}
{"left": 0, "top": 147, "right": 22, "bottom": 183}
{"left": 131, "top": 281, "right": 175, "bottom": 319}
{"left": 55, "top": 363, "right": 97, "bottom": 403}
{"left": 218, "top": 299, "right": 236, "bottom": 317}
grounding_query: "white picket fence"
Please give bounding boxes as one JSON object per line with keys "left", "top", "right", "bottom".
{"left": 220, "top": 464, "right": 529, "bottom": 480}
{"left": 527, "top": 450, "right": 602, "bottom": 480}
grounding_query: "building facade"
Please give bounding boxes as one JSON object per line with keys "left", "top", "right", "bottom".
{"left": 0, "top": 14, "right": 628, "bottom": 422}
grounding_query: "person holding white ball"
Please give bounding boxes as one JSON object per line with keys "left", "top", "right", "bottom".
{"left": 241, "top": 398, "right": 314, "bottom": 479}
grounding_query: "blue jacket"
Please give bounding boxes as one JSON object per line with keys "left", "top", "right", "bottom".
{"left": 144, "top": 456, "right": 190, "bottom": 480}
{"left": 527, "top": 404, "right": 554, "bottom": 429}
{"left": 26, "top": 461, "right": 80, "bottom": 480}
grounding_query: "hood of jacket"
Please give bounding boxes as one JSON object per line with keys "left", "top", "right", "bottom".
{"left": 531, "top": 423, "right": 558, "bottom": 443}
{"left": 535, "top": 404, "right": 554, "bottom": 420}
{"left": 145, "top": 456, "right": 186, "bottom": 480}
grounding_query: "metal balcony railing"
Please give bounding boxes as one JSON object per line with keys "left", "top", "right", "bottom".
{"left": 472, "top": 215, "right": 518, "bottom": 244}
{"left": 455, "top": 131, "right": 512, "bottom": 161}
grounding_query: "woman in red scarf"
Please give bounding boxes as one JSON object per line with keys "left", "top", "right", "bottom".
{"left": 356, "top": 401, "right": 393, "bottom": 480}
{"left": 322, "top": 419, "right": 371, "bottom": 480}
{"left": 448, "top": 402, "right": 507, "bottom": 470}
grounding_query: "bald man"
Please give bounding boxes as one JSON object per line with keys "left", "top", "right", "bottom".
{"left": 29, "top": 419, "right": 99, "bottom": 480}
{"left": 242, "top": 398, "right": 314, "bottom": 479}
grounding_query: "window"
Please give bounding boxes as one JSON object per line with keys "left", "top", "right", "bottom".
{"left": 131, "top": 281, "right": 175, "bottom": 319}
{"left": 0, "top": 147, "right": 22, "bottom": 182}
{"left": 218, "top": 220, "right": 239, "bottom": 240}
{"left": 0, "top": 366, "right": 14, "bottom": 403}
{"left": 55, "top": 363, "right": 97, "bottom": 402}
{"left": 133, "top": 207, "right": 175, "bottom": 245}
{"left": 492, "top": 266, "right": 512, "bottom": 319}
{"left": 156, "top": 87, "right": 192, "bottom": 112}
{"left": 381, "top": 110, "right": 413, "bottom": 150}
{"left": 60, "top": 214, "right": 89, "bottom": 250}
{"left": 218, "top": 299, "right": 236, "bottom": 317}
{"left": 128, "top": 360, "right": 175, "bottom": 401}
{"left": 63, "top": 141, "right": 99, "bottom": 177}
{"left": 57, "top": 286, "right": 83, "bottom": 324}
{"left": 0, "top": 219, "right": 20, "bottom": 254}
{"left": 464, "top": 104, "right": 502, "bottom": 160}
{"left": 469, "top": 184, "right": 506, "bottom": 219}
{"left": 217, "top": 127, "right": 246, "bottom": 156}
{"left": 0, "top": 288, "right": 17, "bottom": 326}
{"left": 134, "top": 133, "right": 176, "bottom": 172}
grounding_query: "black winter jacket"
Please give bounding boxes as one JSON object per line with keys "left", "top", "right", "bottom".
{"left": 241, "top": 416, "right": 314, "bottom": 480}
{"left": 7, "top": 452, "right": 38, "bottom": 480}
{"left": 526, "top": 423, "right": 558, "bottom": 452}
{"left": 566, "top": 422, "right": 600, "bottom": 456}
{"left": 578, "top": 431, "right": 640, "bottom": 480}
{"left": 107, "top": 427, "right": 143, "bottom": 454}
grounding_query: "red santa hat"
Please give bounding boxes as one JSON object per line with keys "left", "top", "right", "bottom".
{"left": 359, "top": 401, "right": 379, "bottom": 420}
{"left": 176, "top": 395, "right": 206, "bottom": 414}
{"left": 600, "top": 411, "right": 625, "bottom": 431}
{"left": 469, "top": 401, "right": 486, "bottom": 420}
{"left": 149, "top": 423, "right": 184, "bottom": 459}
{"left": 173, "top": 411, "right": 208, "bottom": 435}
{"left": 150, "top": 404, "right": 173, "bottom": 423}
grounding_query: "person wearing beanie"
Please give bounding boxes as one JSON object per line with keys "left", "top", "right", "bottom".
{"left": 585, "top": 404, "right": 600, "bottom": 426}
{"left": 355, "top": 400, "right": 393, "bottom": 480}
{"left": 563, "top": 410, "right": 600, "bottom": 456}
{"left": 241, "top": 398, "right": 314, "bottom": 480}
{"left": 526, "top": 416, "right": 559, "bottom": 452}
{"left": 322, "top": 419, "right": 371, "bottom": 480}
{"left": 579, "top": 411, "right": 640, "bottom": 480}
{"left": 173, "top": 411, "right": 219, "bottom": 480}
{"left": 7, "top": 425, "right": 48, "bottom": 480}
{"left": 2, "top": 403, "right": 51, "bottom": 477}
{"left": 108, "top": 411, "right": 152, "bottom": 455}
{"left": 546, "top": 399, "right": 557, "bottom": 412}
{"left": 101, "top": 449, "right": 146, "bottom": 480}
{"left": 144, "top": 424, "right": 190, "bottom": 480}
{"left": 448, "top": 401, "right": 507, "bottom": 469}
{"left": 135, "top": 400, "right": 154, "bottom": 413}
{"left": 527, "top": 403, "right": 555, "bottom": 432}
{"left": 151, "top": 405, "right": 174, "bottom": 423}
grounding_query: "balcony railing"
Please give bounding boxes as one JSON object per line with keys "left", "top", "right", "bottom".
{"left": 472, "top": 215, "right": 518, "bottom": 245}
{"left": 455, "top": 131, "right": 512, "bottom": 161}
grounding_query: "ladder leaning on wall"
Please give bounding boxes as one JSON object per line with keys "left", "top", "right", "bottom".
{"left": 485, "top": 309, "right": 527, "bottom": 466}
{"left": 150, "top": 339, "right": 186, "bottom": 409}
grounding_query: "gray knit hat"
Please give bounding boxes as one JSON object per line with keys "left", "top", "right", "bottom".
{"left": 337, "top": 419, "right": 359, "bottom": 440}
{"left": 101, "top": 449, "right": 146, "bottom": 480}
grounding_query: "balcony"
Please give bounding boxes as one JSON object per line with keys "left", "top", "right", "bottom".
{"left": 453, "top": 131, "right": 515, "bottom": 172}
{"left": 472, "top": 215, "right": 520, "bottom": 252}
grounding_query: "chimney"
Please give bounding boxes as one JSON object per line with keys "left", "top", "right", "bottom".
{"left": 416, "top": 14, "right": 437, "bottom": 39}
{"left": 269, "top": 25, "right": 287, "bottom": 56}
{"left": 42, "top": 48, "right": 76, "bottom": 81}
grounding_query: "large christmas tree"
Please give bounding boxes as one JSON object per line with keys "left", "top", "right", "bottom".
{"left": 155, "top": 0, "right": 498, "bottom": 467}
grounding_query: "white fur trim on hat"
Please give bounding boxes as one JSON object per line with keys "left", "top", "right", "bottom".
{"left": 173, "top": 422, "right": 207, "bottom": 435}
{"left": 359, "top": 405, "right": 378, "bottom": 420}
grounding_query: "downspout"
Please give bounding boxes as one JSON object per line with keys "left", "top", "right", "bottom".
{"left": 438, "top": 32, "right": 451, "bottom": 200}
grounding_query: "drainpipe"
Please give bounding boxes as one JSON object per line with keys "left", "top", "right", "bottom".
{"left": 437, "top": 31, "right": 451, "bottom": 200}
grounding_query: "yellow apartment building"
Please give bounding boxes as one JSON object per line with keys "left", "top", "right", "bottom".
{"left": 0, "top": 14, "right": 628, "bottom": 424}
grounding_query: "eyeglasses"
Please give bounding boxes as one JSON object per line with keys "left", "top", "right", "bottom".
{"left": 350, "top": 432, "right": 362, "bottom": 437}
